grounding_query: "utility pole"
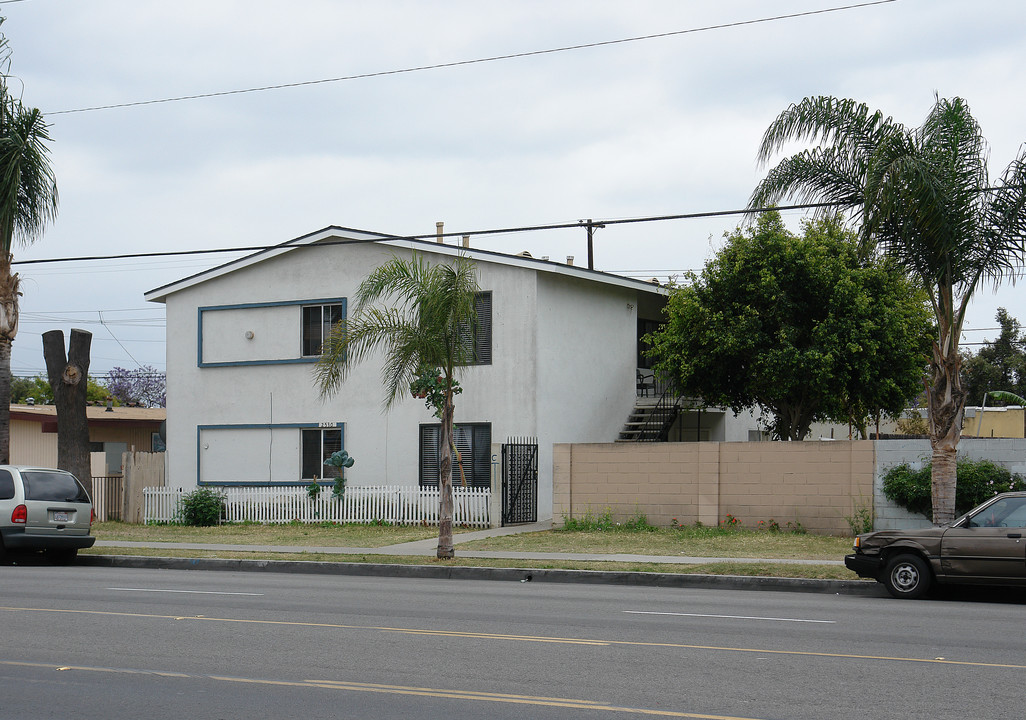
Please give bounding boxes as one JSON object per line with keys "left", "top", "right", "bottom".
{"left": 580, "top": 219, "right": 605, "bottom": 270}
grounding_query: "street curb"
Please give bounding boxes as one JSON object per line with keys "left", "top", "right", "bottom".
{"left": 78, "top": 554, "right": 885, "bottom": 596}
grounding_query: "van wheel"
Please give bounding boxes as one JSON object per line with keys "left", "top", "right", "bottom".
{"left": 883, "top": 553, "right": 931, "bottom": 599}
{"left": 46, "top": 548, "right": 78, "bottom": 565}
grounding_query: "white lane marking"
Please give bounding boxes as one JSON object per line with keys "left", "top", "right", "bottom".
{"left": 108, "top": 587, "right": 264, "bottom": 596}
{"left": 624, "top": 610, "right": 834, "bottom": 624}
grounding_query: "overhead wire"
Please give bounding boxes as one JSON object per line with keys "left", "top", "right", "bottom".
{"left": 48, "top": 0, "right": 897, "bottom": 116}
{"left": 10, "top": 201, "right": 843, "bottom": 267}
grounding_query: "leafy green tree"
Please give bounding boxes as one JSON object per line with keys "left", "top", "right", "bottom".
{"left": 647, "top": 211, "right": 932, "bottom": 440}
{"left": 10, "top": 374, "right": 52, "bottom": 404}
{"left": 749, "top": 95, "right": 1026, "bottom": 523}
{"left": 0, "top": 18, "right": 58, "bottom": 462}
{"left": 10, "top": 373, "right": 111, "bottom": 405}
{"left": 962, "top": 308, "right": 1026, "bottom": 406}
{"left": 313, "top": 252, "right": 479, "bottom": 559}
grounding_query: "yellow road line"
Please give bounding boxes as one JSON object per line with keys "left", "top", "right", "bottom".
{"left": 0, "top": 659, "right": 763, "bottom": 719}
{"left": 1, "top": 604, "right": 1023, "bottom": 670}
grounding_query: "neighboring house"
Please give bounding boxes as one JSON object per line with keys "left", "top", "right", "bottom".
{"left": 144, "top": 227, "right": 669, "bottom": 522}
{"left": 10, "top": 403, "right": 166, "bottom": 474}
{"left": 963, "top": 405, "right": 1026, "bottom": 439}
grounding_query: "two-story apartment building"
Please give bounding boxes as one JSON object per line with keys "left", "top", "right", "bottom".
{"left": 145, "top": 226, "right": 668, "bottom": 521}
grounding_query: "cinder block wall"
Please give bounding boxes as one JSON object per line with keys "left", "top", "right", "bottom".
{"left": 553, "top": 439, "right": 1026, "bottom": 536}
{"left": 874, "top": 438, "right": 1026, "bottom": 530}
{"left": 553, "top": 441, "right": 875, "bottom": 536}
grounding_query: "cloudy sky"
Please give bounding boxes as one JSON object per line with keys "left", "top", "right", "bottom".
{"left": 4, "top": 0, "right": 1025, "bottom": 378}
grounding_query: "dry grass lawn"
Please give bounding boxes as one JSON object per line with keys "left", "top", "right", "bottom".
{"left": 85, "top": 521, "right": 861, "bottom": 580}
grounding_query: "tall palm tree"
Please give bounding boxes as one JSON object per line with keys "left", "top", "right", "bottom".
{"left": 0, "top": 20, "right": 59, "bottom": 463}
{"left": 750, "top": 96, "right": 1026, "bottom": 524}
{"left": 314, "top": 252, "right": 479, "bottom": 558}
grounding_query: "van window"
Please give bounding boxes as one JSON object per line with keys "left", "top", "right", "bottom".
{"left": 21, "top": 470, "right": 90, "bottom": 503}
{"left": 0, "top": 469, "right": 13, "bottom": 500}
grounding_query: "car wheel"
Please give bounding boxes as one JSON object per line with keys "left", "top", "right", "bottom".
{"left": 46, "top": 548, "right": 78, "bottom": 565}
{"left": 883, "top": 553, "right": 931, "bottom": 599}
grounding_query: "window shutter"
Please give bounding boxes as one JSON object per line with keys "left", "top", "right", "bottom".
{"left": 474, "top": 292, "right": 492, "bottom": 365}
{"left": 471, "top": 424, "right": 491, "bottom": 488}
{"left": 302, "top": 306, "right": 322, "bottom": 357}
{"left": 301, "top": 429, "right": 321, "bottom": 478}
{"left": 419, "top": 423, "right": 491, "bottom": 488}
{"left": 419, "top": 425, "right": 440, "bottom": 487}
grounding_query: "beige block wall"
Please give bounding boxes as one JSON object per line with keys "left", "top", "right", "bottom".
{"left": 552, "top": 441, "right": 875, "bottom": 536}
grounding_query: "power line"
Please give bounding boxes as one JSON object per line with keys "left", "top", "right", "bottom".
{"left": 12, "top": 201, "right": 841, "bottom": 267}
{"left": 49, "top": 0, "right": 897, "bottom": 116}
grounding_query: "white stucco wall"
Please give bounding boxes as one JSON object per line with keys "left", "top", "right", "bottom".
{"left": 156, "top": 234, "right": 665, "bottom": 524}
{"left": 534, "top": 273, "right": 640, "bottom": 519}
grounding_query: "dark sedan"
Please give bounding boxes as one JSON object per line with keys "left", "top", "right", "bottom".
{"left": 846, "top": 491, "right": 1026, "bottom": 598}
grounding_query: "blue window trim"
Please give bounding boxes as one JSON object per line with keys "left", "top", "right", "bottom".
{"left": 196, "top": 421, "right": 344, "bottom": 487}
{"left": 197, "top": 297, "right": 346, "bottom": 368}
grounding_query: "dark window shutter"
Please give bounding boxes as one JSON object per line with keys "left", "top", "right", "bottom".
{"left": 302, "top": 306, "right": 322, "bottom": 357}
{"left": 471, "top": 424, "right": 491, "bottom": 488}
{"left": 474, "top": 292, "right": 492, "bottom": 365}
{"left": 419, "top": 423, "right": 491, "bottom": 488}
{"left": 419, "top": 425, "right": 440, "bottom": 487}
{"left": 301, "top": 429, "right": 321, "bottom": 478}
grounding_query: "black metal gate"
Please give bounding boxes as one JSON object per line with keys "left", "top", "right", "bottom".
{"left": 501, "top": 437, "right": 538, "bottom": 525}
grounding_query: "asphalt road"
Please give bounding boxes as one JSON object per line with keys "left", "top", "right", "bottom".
{"left": 1, "top": 565, "right": 1024, "bottom": 719}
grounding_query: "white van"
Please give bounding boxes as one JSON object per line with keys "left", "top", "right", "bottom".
{"left": 0, "top": 466, "right": 95, "bottom": 564}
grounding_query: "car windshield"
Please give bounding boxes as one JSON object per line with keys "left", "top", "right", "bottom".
{"left": 21, "top": 470, "right": 90, "bottom": 503}
{"left": 966, "top": 496, "right": 1026, "bottom": 528}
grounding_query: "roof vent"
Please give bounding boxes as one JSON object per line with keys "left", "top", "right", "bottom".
{"left": 26, "top": 397, "right": 34, "bottom": 406}
{"left": 517, "top": 250, "right": 532, "bottom": 257}
{"left": 566, "top": 255, "right": 574, "bottom": 266}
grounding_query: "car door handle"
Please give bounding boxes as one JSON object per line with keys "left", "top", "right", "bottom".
{"left": 1007, "top": 533, "right": 1022, "bottom": 539}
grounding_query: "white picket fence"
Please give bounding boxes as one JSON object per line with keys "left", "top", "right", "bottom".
{"left": 143, "top": 485, "right": 492, "bottom": 527}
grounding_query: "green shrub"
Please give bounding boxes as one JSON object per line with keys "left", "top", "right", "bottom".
{"left": 882, "top": 457, "right": 1026, "bottom": 518}
{"left": 177, "top": 487, "right": 226, "bottom": 526}
{"left": 560, "top": 508, "right": 655, "bottom": 532}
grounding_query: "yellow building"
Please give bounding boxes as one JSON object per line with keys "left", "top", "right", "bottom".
{"left": 9, "top": 403, "right": 166, "bottom": 474}
{"left": 962, "top": 405, "right": 1026, "bottom": 438}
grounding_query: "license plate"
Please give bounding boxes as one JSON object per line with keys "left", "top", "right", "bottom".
{"left": 53, "top": 511, "right": 69, "bottom": 522}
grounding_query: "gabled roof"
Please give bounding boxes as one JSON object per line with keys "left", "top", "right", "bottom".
{"left": 144, "top": 226, "right": 667, "bottom": 303}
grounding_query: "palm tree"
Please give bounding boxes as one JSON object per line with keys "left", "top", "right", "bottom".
{"left": 0, "top": 19, "right": 59, "bottom": 463}
{"left": 749, "top": 95, "right": 1026, "bottom": 524}
{"left": 314, "top": 252, "right": 479, "bottom": 558}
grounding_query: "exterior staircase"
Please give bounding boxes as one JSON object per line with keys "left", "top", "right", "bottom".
{"left": 617, "top": 391, "right": 683, "bottom": 442}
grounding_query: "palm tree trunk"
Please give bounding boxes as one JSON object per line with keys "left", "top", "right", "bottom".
{"left": 436, "top": 390, "right": 455, "bottom": 559}
{"left": 0, "top": 338, "right": 9, "bottom": 465}
{"left": 0, "top": 257, "right": 19, "bottom": 465}
{"left": 927, "top": 340, "right": 964, "bottom": 524}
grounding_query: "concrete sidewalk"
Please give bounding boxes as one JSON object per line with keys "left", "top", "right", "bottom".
{"left": 85, "top": 520, "right": 876, "bottom": 595}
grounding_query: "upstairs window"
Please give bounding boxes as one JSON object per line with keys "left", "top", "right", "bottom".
{"left": 302, "top": 303, "right": 344, "bottom": 357}
{"left": 459, "top": 292, "right": 492, "bottom": 366}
